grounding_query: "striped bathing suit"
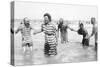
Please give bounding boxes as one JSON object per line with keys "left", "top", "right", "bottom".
{"left": 42, "top": 23, "right": 58, "bottom": 56}
{"left": 19, "top": 25, "right": 33, "bottom": 47}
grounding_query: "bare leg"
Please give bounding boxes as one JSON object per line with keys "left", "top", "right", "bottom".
{"left": 22, "top": 43, "right": 26, "bottom": 53}
{"left": 66, "top": 32, "right": 68, "bottom": 43}
{"left": 62, "top": 32, "right": 68, "bottom": 44}
{"left": 95, "top": 42, "right": 97, "bottom": 51}
{"left": 61, "top": 32, "right": 64, "bottom": 44}
{"left": 95, "top": 32, "right": 97, "bottom": 52}
{"left": 30, "top": 46, "right": 33, "bottom": 53}
{"left": 63, "top": 33, "right": 66, "bottom": 44}
{"left": 30, "top": 43, "right": 33, "bottom": 52}
{"left": 65, "top": 32, "right": 68, "bottom": 44}
{"left": 23, "top": 47, "right": 26, "bottom": 53}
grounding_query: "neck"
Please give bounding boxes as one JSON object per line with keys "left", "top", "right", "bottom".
{"left": 45, "top": 22, "right": 50, "bottom": 25}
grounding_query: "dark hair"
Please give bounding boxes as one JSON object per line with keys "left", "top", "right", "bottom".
{"left": 23, "top": 17, "right": 28, "bottom": 22}
{"left": 44, "top": 13, "right": 51, "bottom": 22}
{"left": 91, "top": 17, "right": 95, "bottom": 20}
{"left": 79, "top": 23, "right": 84, "bottom": 27}
{"left": 91, "top": 17, "right": 96, "bottom": 24}
{"left": 59, "top": 18, "right": 64, "bottom": 24}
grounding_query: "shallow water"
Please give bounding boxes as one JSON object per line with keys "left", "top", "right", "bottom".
{"left": 14, "top": 22, "right": 96, "bottom": 66}
{"left": 14, "top": 40, "right": 97, "bottom": 66}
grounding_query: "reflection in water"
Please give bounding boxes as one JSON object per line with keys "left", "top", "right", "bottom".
{"left": 23, "top": 47, "right": 33, "bottom": 65}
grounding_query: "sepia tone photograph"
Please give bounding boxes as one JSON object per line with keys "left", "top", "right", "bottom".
{"left": 11, "top": 1, "right": 98, "bottom": 66}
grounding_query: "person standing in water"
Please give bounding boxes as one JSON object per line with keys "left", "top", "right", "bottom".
{"left": 88, "top": 17, "right": 98, "bottom": 51}
{"left": 71, "top": 22, "right": 89, "bottom": 48}
{"left": 15, "top": 17, "right": 34, "bottom": 53}
{"left": 33, "top": 13, "right": 58, "bottom": 57}
{"left": 58, "top": 18, "right": 73, "bottom": 44}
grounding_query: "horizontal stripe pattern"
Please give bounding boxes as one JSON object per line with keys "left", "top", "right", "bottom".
{"left": 42, "top": 23, "right": 57, "bottom": 56}
{"left": 20, "top": 25, "right": 32, "bottom": 43}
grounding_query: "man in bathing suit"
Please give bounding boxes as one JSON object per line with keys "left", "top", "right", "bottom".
{"left": 88, "top": 17, "right": 98, "bottom": 51}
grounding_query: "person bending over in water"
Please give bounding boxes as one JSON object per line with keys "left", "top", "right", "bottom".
{"left": 71, "top": 22, "right": 89, "bottom": 48}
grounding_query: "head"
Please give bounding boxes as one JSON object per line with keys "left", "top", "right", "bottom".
{"left": 79, "top": 23, "right": 84, "bottom": 28}
{"left": 91, "top": 17, "right": 96, "bottom": 25}
{"left": 23, "top": 17, "right": 30, "bottom": 27}
{"left": 44, "top": 13, "right": 51, "bottom": 24}
{"left": 59, "top": 18, "right": 64, "bottom": 24}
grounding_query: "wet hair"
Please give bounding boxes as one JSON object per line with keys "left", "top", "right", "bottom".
{"left": 44, "top": 13, "right": 51, "bottom": 22}
{"left": 91, "top": 17, "right": 95, "bottom": 20}
{"left": 59, "top": 18, "right": 64, "bottom": 25}
{"left": 23, "top": 17, "right": 28, "bottom": 22}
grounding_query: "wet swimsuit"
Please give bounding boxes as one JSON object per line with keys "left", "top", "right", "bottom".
{"left": 19, "top": 25, "right": 33, "bottom": 47}
{"left": 42, "top": 23, "right": 57, "bottom": 56}
{"left": 78, "top": 28, "right": 89, "bottom": 46}
{"left": 58, "top": 23, "right": 68, "bottom": 33}
{"left": 58, "top": 23, "right": 68, "bottom": 42}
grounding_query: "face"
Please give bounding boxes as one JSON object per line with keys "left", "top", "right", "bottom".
{"left": 91, "top": 18, "right": 95, "bottom": 25}
{"left": 44, "top": 16, "right": 49, "bottom": 24}
{"left": 24, "top": 18, "right": 30, "bottom": 27}
{"left": 59, "top": 18, "right": 63, "bottom": 24}
{"left": 80, "top": 25, "right": 83, "bottom": 28}
{"left": 79, "top": 24, "right": 84, "bottom": 28}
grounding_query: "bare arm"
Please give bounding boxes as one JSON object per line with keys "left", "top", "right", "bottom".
{"left": 57, "top": 23, "right": 61, "bottom": 38}
{"left": 15, "top": 25, "right": 23, "bottom": 34}
{"left": 68, "top": 26, "right": 77, "bottom": 32}
{"left": 15, "top": 27, "right": 21, "bottom": 34}
{"left": 30, "top": 26, "right": 35, "bottom": 31}
{"left": 90, "top": 26, "right": 96, "bottom": 37}
{"left": 57, "top": 29, "right": 59, "bottom": 38}
{"left": 71, "top": 29, "right": 77, "bottom": 32}
{"left": 67, "top": 26, "right": 73, "bottom": 30}
{"left": 33, "top": 29, "right": 42, "bottom": 35}
{"left": 33, "top": 24, "right": 43, "bottom": 35}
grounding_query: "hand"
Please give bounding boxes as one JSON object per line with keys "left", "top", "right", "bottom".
{"left": 70, "top": 28, "right": 74, "bottom": 31}
{"left": 71, "top": 29, "right": 73, "bottom": 31}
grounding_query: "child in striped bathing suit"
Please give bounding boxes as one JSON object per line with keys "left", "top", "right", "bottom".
{"left": 15, "top": 17, "right": 34, "bottom": 53}
{"left": 34, "top": 13, "right": 58, "bottom": 56}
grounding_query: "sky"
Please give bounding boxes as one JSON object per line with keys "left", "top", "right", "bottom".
{"left": 14, "top": 1, "right": 98, "bottom": 21}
